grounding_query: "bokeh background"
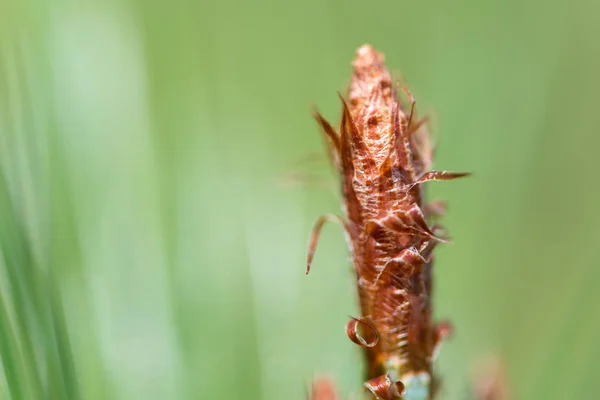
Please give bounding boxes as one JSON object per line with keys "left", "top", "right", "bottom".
{"left": 1, "top": 0, "right": 599, "bottom": 399}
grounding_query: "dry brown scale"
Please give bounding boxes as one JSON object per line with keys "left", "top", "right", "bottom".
{"left": 307, "top": 45, "right": 468, "bottom": 400}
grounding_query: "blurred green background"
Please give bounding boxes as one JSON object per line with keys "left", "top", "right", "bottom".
{"left": 0, "top": 0, "right": 599, "bottom": 399}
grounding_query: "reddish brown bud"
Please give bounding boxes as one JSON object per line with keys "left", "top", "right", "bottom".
{"left": 307, "top": 44, "right": 468, "bottom": 398}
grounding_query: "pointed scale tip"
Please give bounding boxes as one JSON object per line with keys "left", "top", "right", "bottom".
{"left": 353, "top": 44, "right": 385, "bottom": 68}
